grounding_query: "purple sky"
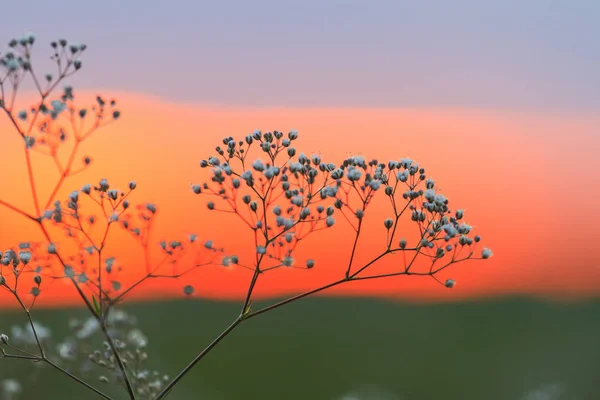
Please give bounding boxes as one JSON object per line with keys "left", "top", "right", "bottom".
{"left": 1, "top": 0, "right": 599, "bottom": 111}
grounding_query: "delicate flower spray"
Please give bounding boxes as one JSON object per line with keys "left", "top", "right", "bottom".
{"left": 0, "top": 33, "right": 492, "bottom": 399}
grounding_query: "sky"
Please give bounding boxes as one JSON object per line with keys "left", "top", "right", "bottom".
{"left": 1, "top": 0, "right": 599, "bottom": 110}
{"left": 0, "top": 1, "right": 599, "bottom": 306}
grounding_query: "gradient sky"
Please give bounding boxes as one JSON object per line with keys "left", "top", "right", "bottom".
{"left": 1, "top": 2, "right": 599, "bottom": 306}
{"left": 1, "top": 0, "right": 599, "bottom": 110}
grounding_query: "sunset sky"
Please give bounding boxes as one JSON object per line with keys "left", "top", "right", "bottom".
{"left": 0, "top": 1, "right": 599, "bottom": 306}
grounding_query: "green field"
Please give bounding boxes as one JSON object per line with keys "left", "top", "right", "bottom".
{"left": 1, "top": 297, "right": 598, "bottom": 399}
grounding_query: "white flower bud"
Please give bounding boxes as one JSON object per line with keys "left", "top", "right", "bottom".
{"left": 18, "top": 251, "right": 32, "bottom": 265}
{"left": 369, "top": 180, "right": 381, "bottom": 190}
{"left": 98, "top": 178, "right": 109, "bottom": 192}
{"left": 482, "top": 248, "right": 493, "bottom": 259}
{"left": 282, "top": 256, "right": 294, "bottom": 267}
{"left": 346, "top": 168, "right": 362, "bottom": 182}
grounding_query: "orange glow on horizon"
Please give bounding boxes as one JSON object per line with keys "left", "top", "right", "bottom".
{"left": 1, "top": 91, "right": 599, "bottom": 308}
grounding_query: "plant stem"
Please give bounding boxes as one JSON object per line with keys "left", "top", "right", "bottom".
{"left": 154, "top": 318, "right": 243, "bottom": 400}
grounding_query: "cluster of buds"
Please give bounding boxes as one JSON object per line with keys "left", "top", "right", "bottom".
{"left": 193, "top": 129, "right": 493, "bottom": 287}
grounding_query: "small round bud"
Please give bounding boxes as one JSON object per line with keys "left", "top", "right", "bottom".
{"left": 326, "top": 216, "right": 335, "bottom": 227}
{"left": 0, "top": 334, "right": 9, "bottom": 345}
{"left": 383, "top": 218, "right": 394, "bottom": 229}
{"left": 399, "top": 239, "right": 407, "bottom": 249}
{"left": 183, "top": 285, "right": 194, "bottom": 295}
{"left": 444, "top": 279, "right": 456, "bottom": 289}
{"left": 48, "top": 243, "right": 57, "bottom": 254}
{"left": 306, "top": 259, "right": 315, "bottom": 269}
{"left": 482, "top": 248, "right": 493, "bottom": 259}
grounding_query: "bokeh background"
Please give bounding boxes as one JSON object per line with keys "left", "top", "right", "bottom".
{"left": 1, "top": 1, "right": 599, "bottom": 399}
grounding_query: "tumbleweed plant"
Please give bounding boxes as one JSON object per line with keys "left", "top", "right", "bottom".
{"left": 0, "top": 33, "right": 493, "bottom": 399}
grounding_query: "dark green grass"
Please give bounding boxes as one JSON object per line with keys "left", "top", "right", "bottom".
{"left": 1, "top": 297, "right": 599, "bottom": 399}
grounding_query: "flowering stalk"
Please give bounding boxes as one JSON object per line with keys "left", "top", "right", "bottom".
{"left": 0, "top": 33, "right": 493, "bottom": 400}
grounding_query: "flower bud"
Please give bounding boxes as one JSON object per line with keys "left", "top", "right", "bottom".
{"left": 18, "top": 251, "right": 32, "bottom": 265}
{"left": 282, "top": 256, "right": 294, "bottom": 267}
{"left": 99, "top": 178, "right": 109, "bottom": 192}
{"left": 482, "top": 248, "right": 493, "bottom": 259}
{"left": 183, "top": 285, "right": 194, "bottom": 295}
{"left": 0, "top": 334, "right": 9, "bottom": 345}
{"left": 399, "top": 239, "right": 407, "bottom": 249}
{"left": 444, "top": 279, "right": 456, "bottom": 289}
{"left": 383, "top": 218, "right": 394, "bottom": 229}
{"left": 436, "top": 248, "right": 445, "bottom": 258}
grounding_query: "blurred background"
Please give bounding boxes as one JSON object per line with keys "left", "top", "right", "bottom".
{"left": 1, "top": 1, "right": 599, "bottom": 399}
